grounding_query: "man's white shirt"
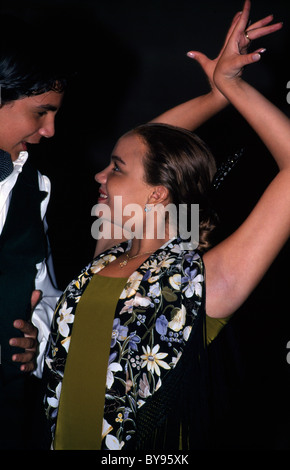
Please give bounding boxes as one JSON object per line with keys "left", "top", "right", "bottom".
{"left": 0, "top": 151, "right": 61, "bottom": 377}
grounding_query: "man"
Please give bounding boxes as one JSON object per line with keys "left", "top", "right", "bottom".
{"left": 0, "top": 15, "right": 68, "bottom": 448}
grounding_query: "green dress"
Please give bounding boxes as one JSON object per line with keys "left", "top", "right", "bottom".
{"left": 54, "top": 275, "right": 127, "bottom": 450}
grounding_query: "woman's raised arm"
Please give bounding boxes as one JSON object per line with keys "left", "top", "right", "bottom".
{"left": 150, "top": 12, "right": 244, "bottom": 130}
{"left": 204, "top": 0, "right": 288, "bottom": 319}
{"left": 151, "top": 7, "right": 272, "bottom": 132}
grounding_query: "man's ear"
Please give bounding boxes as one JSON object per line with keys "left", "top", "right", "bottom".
{"left": 147, "top": 186, "right": 170, "bottom": 205}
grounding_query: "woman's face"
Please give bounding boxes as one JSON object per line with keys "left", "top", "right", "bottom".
{"left": 95, "top": 133, "right": 154, "bottom": 233}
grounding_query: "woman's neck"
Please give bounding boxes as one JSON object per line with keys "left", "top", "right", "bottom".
{"left": 128, "top": 235, "right": 170, "bottom": 257}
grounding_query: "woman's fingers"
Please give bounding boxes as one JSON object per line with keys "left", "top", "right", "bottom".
{"left": 247, "top": 14, "right": 275, "bottom": 31}
{"left": 245, "top": 22, "right": 283, "bottom": 42}
{"left": 224, "top": 11, "right": 243, "bottom": 43}
{"left": 235, "top": 0, "right": 252, "bottom": 35}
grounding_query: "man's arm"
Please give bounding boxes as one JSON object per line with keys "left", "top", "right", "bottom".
{"left": 9, "top": 175, "right": 62, "bottom": 375}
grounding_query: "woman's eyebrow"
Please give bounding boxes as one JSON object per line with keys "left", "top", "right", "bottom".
{"left": 111, "top": 155, "right": 126, "bottom": 165}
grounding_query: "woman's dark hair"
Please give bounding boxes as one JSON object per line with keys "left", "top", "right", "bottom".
{"left": 0, "top": 15, "right": 70, "bottom": 104}
{"left": 130, "top": 123, "right": 218, "bottom": 252}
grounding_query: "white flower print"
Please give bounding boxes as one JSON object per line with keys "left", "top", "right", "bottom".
{"left": 47, "top": 382, "right": 62, "bottom": 408}
{"left": 91, "top": 254, "right": 117, "bottom": 274}
{"left": 120, "top": 272, "right": 143, "bottom": 299}
{"left": 102, "top": 419, "right": 113, "bottom": 439}
{"left": 169, "top": 273, "right": 181, "bottom": 290}
{"left": 168, "top": 305, "right": 186, "bottom": 332}
{"left": 172, "top": 350, "right": 182, "bottom": 366}
{"left": 183, "top": 325, "right": 192, "bottom": 341}
{"left": 148, "top": 275, "right": 160, "bottom": 284}
{"left": 156, "top": 377, "right": 162, "bottom": 391}
{"left": 137, "top": 399, "right": 146, "bottom": 408}
{"left": 119, "top": 292, "right": 151, "bottom": 315}
{"left": 145, "top": 257, "right": 175, "bottom": 274}
{"left": 105, "top": 434, "right": 124, "bottom": 450}
{"left": 56, "top": 301, "right": 74, "bottom": 337}
{"left": 61, "top": 336, "right": 71, "bottom": 353}
{"left": 106, "top": 361, "right": 123, "bottom": 389}
{"left": 141, "top": 344, "right": 170, "bottom": 376}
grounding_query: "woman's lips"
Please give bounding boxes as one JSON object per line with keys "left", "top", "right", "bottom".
{"left": 21, "top": 142, "right": 27, "bottom": 151}
{"left": 98, "top": 190, "right": 108, "bottom": 203}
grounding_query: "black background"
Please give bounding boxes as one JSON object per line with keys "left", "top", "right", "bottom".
{"left": 1, "top": 0, "right": 290, "bottom": 450}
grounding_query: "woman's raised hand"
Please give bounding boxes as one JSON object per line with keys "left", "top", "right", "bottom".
{"left": 186, "top": 10, "right": 243, "bottom": 94}
{"left": 213, "top": 0, "right": 283, "bottom": 89}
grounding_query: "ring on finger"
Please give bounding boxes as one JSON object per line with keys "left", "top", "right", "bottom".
{"left": 244, "top": 30, "right": 251, "bottom": 42}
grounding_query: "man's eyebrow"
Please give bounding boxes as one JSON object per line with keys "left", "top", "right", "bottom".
{"left": 112, "top": 155, "right": 126, "bottom": 165}
{"left": 35, "top": 104, "right": 58, "bottom": 112}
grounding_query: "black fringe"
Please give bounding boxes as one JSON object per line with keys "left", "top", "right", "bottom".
{"left": 125, "top": 303, "right": 211, "bottom": 450}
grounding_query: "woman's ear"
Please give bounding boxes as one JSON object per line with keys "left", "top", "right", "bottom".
{"left": 148, "top": 186, "right": 170, "bottom": 205}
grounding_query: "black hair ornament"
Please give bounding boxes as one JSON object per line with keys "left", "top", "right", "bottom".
{"left": 212, "top": 148, "right": 244, "bottom": 190}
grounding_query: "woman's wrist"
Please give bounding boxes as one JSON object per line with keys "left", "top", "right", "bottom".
{"left": 210, "top": 87, "right": 229, "bottom": 106}
{"left": 207, "top": 87, "right": 229, "bottom": 113}
{"left": 214, "top": 74, "right": 246, "bottom": 103}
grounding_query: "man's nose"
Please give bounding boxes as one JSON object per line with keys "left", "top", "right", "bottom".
{"left": 38, "top": 116, "right": 55, "bottom": 138}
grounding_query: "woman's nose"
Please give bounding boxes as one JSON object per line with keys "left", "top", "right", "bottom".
{"left": 95, "top": 168, "right": 107, "bottom": 184}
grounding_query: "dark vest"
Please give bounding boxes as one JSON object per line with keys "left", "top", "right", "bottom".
{"left": 0, "top": 162, "right": 47, "bottom": 385}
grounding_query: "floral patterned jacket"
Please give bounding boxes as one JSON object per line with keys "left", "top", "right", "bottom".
{"left": 44, "top": 237, "right": 205, "bottom": 450}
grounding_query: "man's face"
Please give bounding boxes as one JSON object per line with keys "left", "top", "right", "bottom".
{"left": 0, "top": 90, "right": 63, "bottom": 160}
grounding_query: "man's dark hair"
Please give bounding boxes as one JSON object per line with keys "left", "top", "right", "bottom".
{"left": 0, "top": 14, "right": 70, "bottom": 104}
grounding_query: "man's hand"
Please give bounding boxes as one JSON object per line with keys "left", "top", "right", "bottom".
{"left": 9, "top": 290, "right": 42, "bottom": 372}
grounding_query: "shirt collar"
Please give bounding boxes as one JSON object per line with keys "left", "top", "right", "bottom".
{"left": 0, "top": 151, "right": 29, "bottom": 186}
{"left": 13, "top": 151, "right": 29, "bottom": 169}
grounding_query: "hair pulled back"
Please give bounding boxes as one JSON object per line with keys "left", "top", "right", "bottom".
{"left": 130, "top": 123, "right": 218, "bottom": 252}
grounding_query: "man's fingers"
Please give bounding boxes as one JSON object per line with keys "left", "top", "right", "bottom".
{"left": 31, "top": 289, "right": 42, "bottom": 311}
{"left": 12, "top": 351, "right": 35, "bottom": 364}
{"left": 13, "top": 319, "right": 38, "bottom": 337}
{"left": 10, "top": 320, "right": 38, "bottom": 372}
{"left": 9, "top": 335, "right": 37, "bottom": 350}
{"left": 17, "top": 359, "right": 35, "bottom": 373}
{"left": 20, "top": 363, "right": 35, "bottom": 373}
{"left": 19, "top": 363, "right": 34, "bottom": 372}
{"left": 11, "top": 338, "right": 37, "bottom": 372}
